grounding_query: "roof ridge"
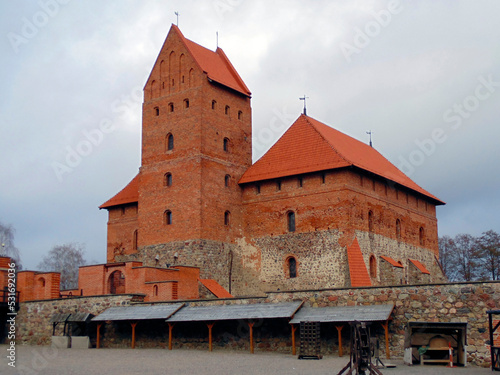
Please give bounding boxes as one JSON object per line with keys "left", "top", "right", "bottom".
{"left": 215, "top": 47, "right": 251, "bottom": 96}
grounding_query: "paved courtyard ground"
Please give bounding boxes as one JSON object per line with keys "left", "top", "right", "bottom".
{"left": 0, "top": 345, "right": 492, "bottom": 375}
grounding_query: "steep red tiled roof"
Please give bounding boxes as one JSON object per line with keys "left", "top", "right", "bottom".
{"left": 409, "top": 259, "right": 431, "bottom": 274}
{"left": 199, "top": 279, "right": 233, "bottom": 298}
{"left": 239, "top": 115, "right": 444, "bottom": 205}
{"left": 346, "top": 238, "right": 372, "bottom": 287}
{"left": 172, "top": 25, "right": 251, "bottom": 97}
{"left": 380, "top": 256, "right": 404, "bottom": 268}
{"left": 99, "top": 174, "right": 139, "bottom": 209}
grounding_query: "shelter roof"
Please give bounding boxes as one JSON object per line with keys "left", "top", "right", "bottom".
{"left": 67, "top": 312, "right": 93, "bottom": 322}
{"left": 166, "top": 301, "right": 303, "bottom": 323}
{"left": 99, "top": 174, "right": 139, "bottom": 209}
{"left": 239, "top": 115, "right": 444, "bottom": 205}
{"left": 346, "top": 238, "right": 372, "bottom": 287}
{"left": 50, "top": 313, "right": 71, "bottom": 323}
{"left": 92, "top": 303, "right": 184, "bottom": 321}
{"left": 409, "top": 259, "right": 431, "bottom": 274}
{"left": 199, "top": 279, "right": 233, "bottom": 298}
{"left": 380, "top": 255, "right": 404, "bottom": 268}
{"left": 289, "top": 303, "right": 394, "bottom": 324}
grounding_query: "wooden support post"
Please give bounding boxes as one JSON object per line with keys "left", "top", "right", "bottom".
{"left": 96, "top": 323, "right": 102, "bottom": 349}
{"left": 291, "top": 325, "right": 297, "bottom": 355}
{"left": 381, "top": 321, "right": 390, "bottom": 359}
{"left": 168, "top": 323, "right": 175, "bottom": 350}
{"left": 130, "top": 322, "right": 138, "bottom": 349}
{"left": 335, "top": 325, "right": 344, "bottom": 357}
{"left": 248, "top": 322, "right": 255, "bottom": 354}
{"left": 207, "top": 323, "right": 215, "bottom": 352}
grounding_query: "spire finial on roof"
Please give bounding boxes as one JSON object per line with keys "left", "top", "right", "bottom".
{"left": 175, "top": 11, "right": 180, "bottom": 26}
{"left": 366, "top": 130, "right": 373, "bottom": 147}
{"left": 299, "top": 95, "right": 309, "bottom": 116}
{"left": 216, "top": 31, "right": 219, "bottom": 49}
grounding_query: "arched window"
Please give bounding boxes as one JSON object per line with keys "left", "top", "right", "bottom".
{"left": 225, "top": 174, "right": 231, "bottom": 187}
{"left": 184, "top": 99, "right": 189, "bottom": 108}
{"left": 368, "top": 210, "right": 374, "bottom": 232}
{"left": 396, "top": 219, "right": 401, "bottom": 240}
{"left": 154, "top": 106, "right": 159, "bottom": 116}
{"left": 168, "top": 102, "right": 174, "bottom": 112}
{"left": 223, "top": 137, "right": 229, "bottom": 152}
{"left": 369, "top": 255, "right": 377, "bottom": 278}
{"left": 238, "top": 110, "right": 242, "bottom": 120}
{"left": 164, "top": 210, "right": 172, "bottom": 225}
{"left": 224, "top": 211, "right": 231, "bottom": 226}
{"left": 133, "top": 230, "right": 138, "bottom": 250}
{"left": 287, "top": 257, "right": 297, "bottom": 278}
{"left": 166, "top": 133, "right": 174, "bottom": 151}
{"left": 287, "top": 211, "right": 296, "bottom": 232}
{"left": 38, "top": 277, "right": 46, "bottom": 288}
{"left": 212, "top": 100, "right": 217, "bottom": 110}
{"left": 419, "top": 227, "right": 425, "bottom": 246}
{"left": 164, "top": 172, "right": 172, "bottom": 187}
{"left": 225, "top": 105, "right": 230, "bottom": 115}
{"left": 108, "top": 270, "right": 125, "bottom": 294}
{"left": 153, "top": 285, "right": 158, "bottom": 297}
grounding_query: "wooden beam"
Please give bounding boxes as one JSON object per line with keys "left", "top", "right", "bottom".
{"left": 168, "top": 323, "right": 175, "bottom": 350}
{"left": 381, "top": 321, "right": 390, "bottom": 359}
{"left": 248, "top": 322, "right": 255, "bottom": 354}
{"left": 291, "top": 325, "right": 297, "bottom": 355}
{"left": 130, "top": 322, "right": 138, "bottom": 349}
{"left": 335, "top": 325, "right": 344, "bottom": 357}
{"left": 96, "top": 323, "right": 102, "bottom": 349}
{"left": 207, "top": 323, "right": 215, "bottom": 352}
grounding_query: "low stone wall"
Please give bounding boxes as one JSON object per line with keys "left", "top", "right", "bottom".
{"left": 14, "top": 282, "right": 499, "bottom": 367}
{"left": 16, "top": 294, "right": 144, "bottom": 346}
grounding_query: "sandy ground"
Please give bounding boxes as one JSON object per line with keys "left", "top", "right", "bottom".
{"left": 0, "top": 345, "right": 492, "bottom": 375}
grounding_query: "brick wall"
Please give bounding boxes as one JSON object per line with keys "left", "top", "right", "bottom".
{"left": 105, "top": 204, "right": 138, "bottom": 263}
{"left": 17, "top": 271, "right": 60, "bottom": 302}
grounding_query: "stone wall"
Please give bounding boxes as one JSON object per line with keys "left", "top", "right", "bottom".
{"left": 15, "top": 294, "right": 144, "bottom": 346}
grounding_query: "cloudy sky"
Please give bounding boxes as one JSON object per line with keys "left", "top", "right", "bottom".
{"left": 1, "top": 0, "right": 499, "bottom": 269}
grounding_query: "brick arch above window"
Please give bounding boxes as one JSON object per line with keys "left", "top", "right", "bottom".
{"left": 284, "top": 255, "right": 298, "bottom": 278}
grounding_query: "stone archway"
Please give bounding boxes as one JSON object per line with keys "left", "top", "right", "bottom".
{"left": 108, "top": 270, "right": 126, "bottom": 294}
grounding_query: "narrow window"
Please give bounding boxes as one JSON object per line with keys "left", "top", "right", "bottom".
{"left": 238, "top": 110, "right": 242, "bottom": 120}
{"left": 181, "top": 75, "right": 185, "bottom": 83}
{"left": 225, "top": 105, "right": 230, "bottom": 115}
{"left": 368, "top": 210, "right": 374, "bottom": 232}
{"left": 288, "top": 257, "right": 297, "bottom": 278}
{"left": 171, "top": 79, "right": 175, "bottom": 86}
{"left": 223, "top": 137, "right": 229, "bottom": 152}
{"left": 298, "top": 177, "right": 303, "bottom": 188}
{"left": 133, "top": 230, "right": 138, "bottom": 250}
{"left": 153, "top": 285, "right": 158, "bottom": 297}
{"left": 276, "top": 180, "right": 281, "bottom": 191}
{"left": 419, "top": 227, "right": 425, "bottom": 246}
{"left": 164, "top": 172, "right": 172, "bottom": 187}
{"left": 212, "top": 100, "right": 217, "bottom": 110}
{"left": 287, "top": 211, "right": 296, "bottom": 232}
{"left": 224, "top": 211, "right": 231, "bottom": 226}
{"left": 164, "top": 210, "right": 172, "bottom": 225}
{"left": 372, "top": 179, "right": 376, "bottom": 191}
{"left": 184, "top": 99, "right": 189, "bottom": 108}
{"left": 225, "top": 174, "right": 231, "bottom": 187}
{"left": 321, "top": 173, "right": 326, "bottom": 184}
{"left": 154, "top": 107, "right": 159, "bottom": 116}
{"left": 396, "top": 219, "right": 401, "bottom": 240}
{"left": 256, "top": 184, "right": 261, "bottom": 195}
{"left": 121, "top": 207, "right": 126, "bottom": 216}
{"left": 168, "top": 102, "right": 174, "bottom": 112}
{"left": 166, "top": 133, "right": 174, "bottom": 151}
{"left": 369, "top": 255, "right": 377, "bottom": 278}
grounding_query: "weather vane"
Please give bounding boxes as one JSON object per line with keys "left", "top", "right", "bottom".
{"left": 175, "top": 11, "right": 180, "bottom": 26}
{"left": 299, "top": 95, "right": 309, "bottom": 116}
{"left": 366, "top": 130, "right": 373, "bottom": 147}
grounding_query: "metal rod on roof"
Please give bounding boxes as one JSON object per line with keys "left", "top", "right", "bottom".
{"left": 175, "top": 11, "right": 180, "bottom": 27}
{"left": 299, "top": 95, "right": 309, "bottom": 116}
{"left": 366, "top": 130, "right": 373, "bottom": 147}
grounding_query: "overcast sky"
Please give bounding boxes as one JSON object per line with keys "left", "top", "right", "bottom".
{"left": 1, "top": 1, "right": 499, "bottom": 270}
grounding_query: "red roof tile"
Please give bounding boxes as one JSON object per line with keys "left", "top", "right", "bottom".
{"left": 380, "top": 255, "right": 404, "bottom": 268}
{"left": 409, "top": 259, "right": 431, "bottom": 274}
{"left": 346, "top": 238, "right": 372, "bottom": 287}
{"left": 239, "top": 114, "right": 444, "bottom": 205}
{"left": 99, "top": 174, "right": 139, "bottom": 209}
{"left": 199, "top": 279, "right": 233, "bottom": 299}
{"left": 171, "top": 25, "right": 251, "bottom": 97}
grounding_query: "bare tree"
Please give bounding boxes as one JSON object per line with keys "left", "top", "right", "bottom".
{"left": 478, "top": 230, "right": 500, "bottom": 281}
{"left": 438, "top": 235, "right": 456, "bottom": 280}
{"left": 0, "top": 221, "right": 22, "bottom": 268}
{"left": 37, "top": 243, "right": 87, "bottom": 290}
{"left": 453, "top": 234, "right": 482, "bottom": 281}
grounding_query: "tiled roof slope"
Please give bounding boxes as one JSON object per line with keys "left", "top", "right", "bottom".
{"left": 380, "top": 256, "right": 404, "bottom": 268}
{"left": 172, "top": 25, "right": 251, "bottom": 97}
{"left": 199, "top": 279, "right": 234, "bottom": 298}
{"left": 346, "top": 238, "right": 372, "bottom": 287}
{"left": 99, "top": 174, "right": 139, "bottom": 209}
{"left": 240, "top": 115, "right": 444, "bottom": 205}
{"left": 409, "top": 259, "right": 431, "bottom": 274}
